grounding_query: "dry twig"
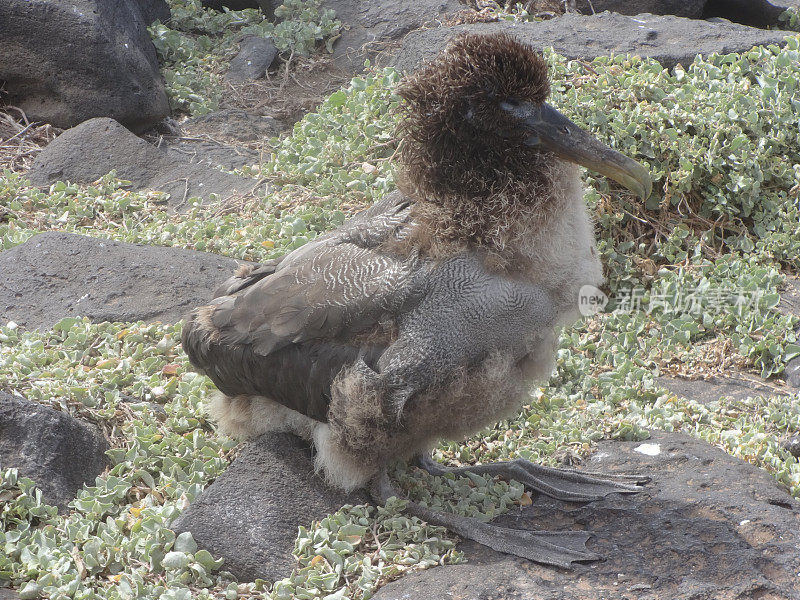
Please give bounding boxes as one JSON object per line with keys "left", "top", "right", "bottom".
{"left": 0, "top": 106, "right": 60, "bottom": 171}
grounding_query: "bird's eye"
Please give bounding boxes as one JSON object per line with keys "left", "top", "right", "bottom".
{"left": 499, "top": 99, "right": 523, "bottom": 115}
{"left": 562, "top": 126, "right": 570, "bottom": 135}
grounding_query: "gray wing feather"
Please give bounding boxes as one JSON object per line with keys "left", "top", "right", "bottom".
{"left": 191, "top": 190, "right": 418, "bottom": 355}
{"left": 213, "top": 258, "right": 284, "bottom": 297}
{"left": 211, "top": 243, "right": 417, "bottom": 356}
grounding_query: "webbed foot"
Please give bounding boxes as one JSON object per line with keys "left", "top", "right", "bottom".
{"left": 415, "top": 454, "right": 649, "bottom": 502}
{"left": 369, "top": 470, "right": 599, "bottom": 568}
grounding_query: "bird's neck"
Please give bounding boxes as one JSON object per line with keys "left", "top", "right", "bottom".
{"left": 395, "top": 160, "right": 604, "bottom": 324}
{"left": 502, "top": 162, "right": 604, "bottom": 321}
{"left": 398, "top": 160, "right": 574, "bottom": 273}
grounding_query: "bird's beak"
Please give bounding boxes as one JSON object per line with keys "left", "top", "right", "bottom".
{"left": 501, "top": 101, "right": 652, "bottom": 199}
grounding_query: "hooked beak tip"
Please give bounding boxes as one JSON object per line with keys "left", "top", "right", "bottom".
{"left": 614, "top": 158, "right": 652, "bottom": 200}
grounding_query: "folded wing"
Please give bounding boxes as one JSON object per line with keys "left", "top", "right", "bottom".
{"left": 181, "top": 192, "right": 422, "bottom": 419}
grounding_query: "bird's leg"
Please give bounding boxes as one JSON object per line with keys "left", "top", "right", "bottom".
{"left": 413, "top": 454, "right": 649, "bottom": 503}
{"left": 368, "top": 469, "right": 599, "bottom": 568}
{"left": 347, "top": 357, "right": 415, "bottom": 424}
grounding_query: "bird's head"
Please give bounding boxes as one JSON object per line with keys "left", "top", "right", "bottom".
{"left": 397, "top": 32, "right": 652, "bottom": 205}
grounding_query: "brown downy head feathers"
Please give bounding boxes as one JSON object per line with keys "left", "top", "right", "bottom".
{"left": 396, "top": 32, "right": 566, "bottom": 265}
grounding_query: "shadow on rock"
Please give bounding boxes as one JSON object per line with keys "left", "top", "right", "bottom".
{"left": 373, "top": 431, "right": 800, "bottom": 600}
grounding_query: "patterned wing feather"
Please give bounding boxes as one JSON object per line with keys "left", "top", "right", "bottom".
{"left": 209, "top": 239, "right": 418, "bottom": 356}
{"left": 183, "top": 190, "right": 418, "bottom": 364}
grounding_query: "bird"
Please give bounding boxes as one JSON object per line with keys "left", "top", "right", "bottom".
{"left": 181, "top": 32, "right": 652, "bottom": 568}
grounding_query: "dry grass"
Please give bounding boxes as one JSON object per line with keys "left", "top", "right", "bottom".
{"left": 452, "top": 0, "right": 567, "bottom": 24}
{"left": 0, "top": 106, "right": 60, "bottom": 172}
{"left": 149, "top": 55, "right": 353, "bottom": 166}
{"left": 220, "top": 54, "right": 351, "bottom": 130}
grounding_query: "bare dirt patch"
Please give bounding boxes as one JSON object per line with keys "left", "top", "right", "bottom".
{"left": 146, "top": 55, "right": 353, "bottom": 170}
{"left": 221, "top": 54, "right": 352, "bottom": 132}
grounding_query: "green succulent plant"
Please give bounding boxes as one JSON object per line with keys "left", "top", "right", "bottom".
{"left": 149, "top": 0, "right": 341, "bottom": 115}
{"left": 1, "top": 15, "right": 800, "bottom": 600}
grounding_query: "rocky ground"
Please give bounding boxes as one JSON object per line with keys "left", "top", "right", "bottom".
{"left": 2, "top": 1, "right": 800, "bottom": 599}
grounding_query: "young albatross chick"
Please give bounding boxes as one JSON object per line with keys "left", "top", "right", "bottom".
{"left": 182, "top": 32, "right": 653, "bottom": 567}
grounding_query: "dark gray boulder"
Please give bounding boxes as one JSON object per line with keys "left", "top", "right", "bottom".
{"left": 202, "top": 0, "right": 274, "bottom": 13}
{"left": 135, "top": 0, "right": 171, "bottom": 23}
{"left": 779, "top": 278, "right": 800, "bottom": 388}
{"left": 574, "top": 0, "right": 704, "bottom": 18}
{"left": 784, "top": 435, "right": 800, "bottom": 458}
{"left": 225, "top": 35, "right": 279, "bottom": 83}
{"left": 374, "top": 431, "right": 800, "bottom": 600}
{"left": 783, "top": 435, "right": 800, "bottom": 458}
{"left": 171, "top": 432, "right": 369, "bottom": 582}
{"left": 657, "top": 374, "right": 785, "bottom": 404}
{"left": 574, "top": 0, "right": 790, "bottom": 27}
{"left": 702, "top": 0, "right": 788, "bottom": 28}
{"left": 0, "top": 0, "right": 170, "bottom": 133}
{"left": 0, "top": 232, "right": 248, "bottom": 330}
{"left": 202, "top": 0, "right": 257, "bottom": 7}
{"left": 779, "top": 277, "right": 800, "bottom": 321}
{"left": 786, "top": 359, "right": 800, "bottom": 388}
{"left": 322, "top": 0, "right": 464, "bottom": 72}
{"left": 387, "top": 12, "right": 796, "bottom": 72}
{"left": 0, "top": 393, "right": 109, "bottom": 510}
{"left": 27, "top": 118, "right": 264, "bottom": 209}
